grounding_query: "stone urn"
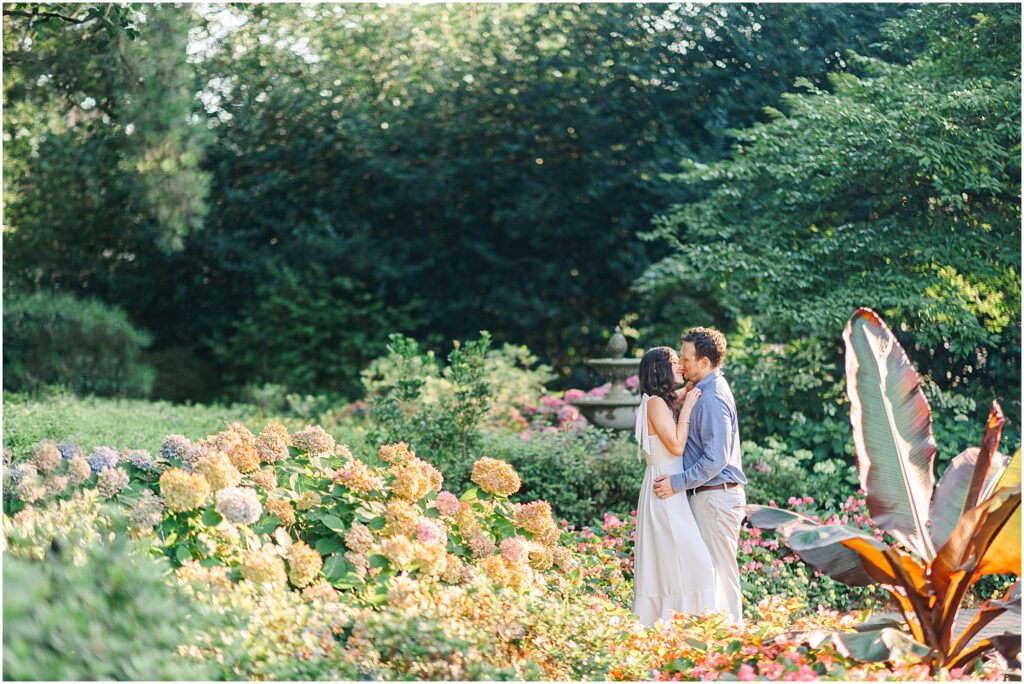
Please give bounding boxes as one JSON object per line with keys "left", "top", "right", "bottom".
{"left": 570, "top": 326, "right": 641, "bottom": 430}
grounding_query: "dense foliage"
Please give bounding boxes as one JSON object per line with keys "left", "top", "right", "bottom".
{"left": 638, "top": 5, "right": 1021, "bottom": 461}
{"left": 4, "top": 3, "right": 904, "bottom": 399}
{"left": 3, "top": 291, "right": 155, "bottom": 397}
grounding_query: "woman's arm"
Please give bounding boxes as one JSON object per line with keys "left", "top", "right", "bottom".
{"left": 647, "top": 389, "right": 702, "bottom": 456}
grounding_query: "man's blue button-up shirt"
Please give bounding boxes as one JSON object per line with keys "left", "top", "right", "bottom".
{"left": 669, "top": 369, "right": 747, "bottom": 493}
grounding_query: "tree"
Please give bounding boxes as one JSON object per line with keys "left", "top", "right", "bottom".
{"left": 637, "top": 4, "right": 1021, "bottom": 452}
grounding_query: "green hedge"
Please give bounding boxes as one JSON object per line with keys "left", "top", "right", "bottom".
{"left": 3, "top": 291, "right": 155, "bottom": 397}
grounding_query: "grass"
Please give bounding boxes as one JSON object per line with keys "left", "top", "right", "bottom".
{"left": 2, "top": 391, "right": 369, "bottom": 459}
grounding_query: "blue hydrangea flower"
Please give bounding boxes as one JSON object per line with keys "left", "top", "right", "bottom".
{"left": 125, "top": 449, "right": 155, "bottom": 471}
{"left": 58, "top": 440, "right": 83, "bottom": 461}
{"left": 86, "top": 446, "right": 119, "bottom": 473}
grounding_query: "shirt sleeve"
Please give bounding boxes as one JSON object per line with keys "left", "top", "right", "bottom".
{"left": 669, "top": 396, "right": 734, "bottom": 493}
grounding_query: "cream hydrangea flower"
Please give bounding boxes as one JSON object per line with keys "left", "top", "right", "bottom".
{"left": 470, "top": 457, "right": 521, "bottom": 497}
{"left": 193, "top": 451, "right": 242, "bottom": 491}
{"left": 159, "top": 468, "right": 211, "bottom": 512}
{"left": 30, "top": 441, "right": 62, "bottom": 473}
{"left": 265, "top": 496, "right": 296, "bottom": 526}
{"left": 67, "top": 455, "right": 92, "bottom": 485}
{"left": 215, "top": 486, "right": 262, "bottom": 525}
{"left": 240, "top": 548, "right": 287, "bottom": 586}
{"left": 287, "top": 540, "right": 323, "bottom": 588}
{"left": 388, "top": 461, "right": 430, "bottom": 501}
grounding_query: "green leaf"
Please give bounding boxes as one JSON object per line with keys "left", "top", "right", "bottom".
{"left": 175, "top": 544, "right": 193, "bottom": 564}
{"left": 368, "top": 553, "right": 389, "bottom": 569}
{"left": 315, "top": 537, "right": 347, "bottom": 555}
{"left": 201, "top": 507, "right": 223, "bottom": 527}
{"left": 460, "top": 487, "right": 479, "bottom": 502}
{"left": 163, "top": 531, "right": 178, "bottom": 547}
{"left": 843, "top": 308, "right": 937, "bottom": 561}
{"left": 834, "top": 626, "right": 930, "bottom": 662}
{"left": 320, "top": 514, "right": 347, "bottom": 533}
{"left": 321, "top": 553, "right": 349, "bottom": 581}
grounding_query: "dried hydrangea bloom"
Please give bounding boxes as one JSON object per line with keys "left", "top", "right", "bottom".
{"left": 415, "top": 519, "right": 445, "bottom": 546}
{"left": 505, "top": 559, "right": 533, "bottom": 591}
{"left": 441, "top": 553, "right": 470, "bottom": 585}
{"left": 265, "top": 496, "right": 296, "bottom": 526}
{"left": 292, "top": 425, "right": 335, "bottom": 457}
{"left": 86, "top": 446, "right": 119, "bottom": 473}
{"left": 513, "top": 501, "right": 560, "bottom": 543}
{"left": 67, "top": 456, "right": 91, "bottom": 485}
{"left": 479, "top": 555, "right": 510, "bottom": 586}
{"left": 551, "top": 546, "right": 576, "bottom": 571}
{"left": 14, "top": 477, "right": 45, "bottom": 504}
{"left": 465, "top": 526, "right": 497, "bottom": 559}
{"left": 160, "top": 434, "right": 193, "bottom": 463}
{"left": 124, "top": 449, "right": 155, "bottom": 471}
{"left": 414, "top": 541, "right": 447, "bottom": 577}
{"left": 384, "top": 500, "right": 420, "bottom": 537}
{"left": 434, "top": 491, "right": 461, "bottom": 517}
{"left": 30, "top": 441, "right": 62, "bottom": 473}
{"left": 470, "top": 457, "right": 522, "bottom": 497}
{"left": 301, "top": 578, "right": 339, "bottom": 603}
{"left": 344, "top": 522, "right": 375, "bottom": 554}
{"left": 377, "top": 441, "right": 412, "bottom": 465}
{"left": 499, "top": 535, "right": 528, "bottom": 564}
{"left": 386, "top": 575, "right": 421, "bottom": 609}
{"left": 454, "top": 504, "right": 476, "bottom": 530}
{"left": 388, "top": 461, "right": 430, "bottom": 501}
{"left": 287, "top": 540, "right": 323, "bottom": 588}
{"left": 240, "top": 547, "right": 287, "bottom": 586}
{"left": 193, "top": 451, "right": 242, "bottom": 491}
{"left": 379, "top": 535, "right": 416, "bottom": 568}
{"left": 57, "top": 440, "right": 82, "bottom": 461}
{"left": 44, "top": 474, "right": 69, "bottom": 497}
{"left": 159, "top": 468, "right": 211, "bottom": 513}
{"left": 255, "top": 423, "right": 291, "bottom": 463}
{"left": 129, "top": 490, "right": 166, "bottom": 533}
{"left": 215, "top": 486, "right": 262, "bottom": 525}
{"left": 215, "top": 423, "right": 260, "bottom": 473}
{"left": 176, "top": 560, "right": 233, "bottom": 591}
{"left": 417, "top": 459, "right": 444, "bottom": 492}
{"left": 97, "top": 467, "right": 129, "bottom": 498}
{"left": 294, "top": 490, "right": 321, "bottom": 511}
{"left": 344, "top": 550, "right": 369, "bottom": 579}
{"left": 528, "top": 544, "right": 555, "bottom": 572}
{"left": 179, "top": 444, "right": 212, "bottom": 473}
{"left": 333, "top": 458, "right": 383, "bottom": 494}
{"left": 250, "top": 467, "right": 278, "bottom": 491}
{"left": 335, "top": 443, "right": 353, "bottom": 459}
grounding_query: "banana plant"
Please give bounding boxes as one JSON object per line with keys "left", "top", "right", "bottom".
{"left": 746, "top": 308, "right": 1020, "bottom": 674}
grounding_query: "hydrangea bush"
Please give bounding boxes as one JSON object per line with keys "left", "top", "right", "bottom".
{"left": 1, "top": 425, "right": 1010, "bottom": 680}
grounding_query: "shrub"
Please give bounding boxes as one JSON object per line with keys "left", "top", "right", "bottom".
{"left": 2, "top": 502, "right": 217, "bottom": 680}
{"left": 3, "top": 291, "right": 155, "bottom": 397}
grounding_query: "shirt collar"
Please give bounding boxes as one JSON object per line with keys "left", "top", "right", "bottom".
{"left": 694, "top": 369, "right": 722, "bottom": 391}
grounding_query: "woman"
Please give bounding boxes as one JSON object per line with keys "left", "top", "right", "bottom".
{"left": 632, "top": 346, "right": 719, "bottom": 626}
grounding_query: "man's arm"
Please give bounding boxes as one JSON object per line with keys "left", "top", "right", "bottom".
{"left": 668, "top": 397, "right": 734, "bottom": 493}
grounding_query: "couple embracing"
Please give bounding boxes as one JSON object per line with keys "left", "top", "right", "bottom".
{"left": 632, "top": 327, "right": 748, "bottom": 627}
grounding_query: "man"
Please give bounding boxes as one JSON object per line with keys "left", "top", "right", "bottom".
{"left": 652, "top": 326, "right": 747, "bottom": 625}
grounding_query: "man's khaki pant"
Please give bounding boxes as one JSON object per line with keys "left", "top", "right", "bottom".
{"left": 688, "top": 486, "right": 746, "bottom": 625}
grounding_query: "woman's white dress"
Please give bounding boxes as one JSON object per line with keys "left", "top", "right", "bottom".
{"left": 632, "top": 394, "right": 720, "bottom": 626}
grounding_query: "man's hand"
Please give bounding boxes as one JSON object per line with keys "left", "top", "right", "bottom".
{"left": 653, "top": 475, "right": 676, "bottom": 500}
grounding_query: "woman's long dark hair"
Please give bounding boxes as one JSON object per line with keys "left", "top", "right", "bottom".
{"left": 639, "top": 346, "right": 678, "bottom": 418}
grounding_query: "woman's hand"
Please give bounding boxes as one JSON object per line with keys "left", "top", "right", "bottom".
{"left": 679, "top": 387, "right": 701, "bottom": 424}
